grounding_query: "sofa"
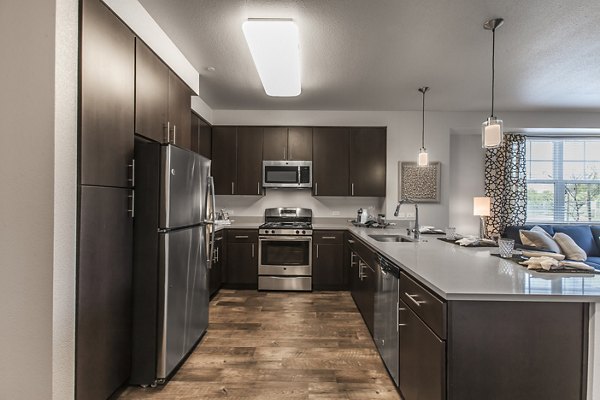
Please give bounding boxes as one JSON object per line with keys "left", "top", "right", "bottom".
{"left": 503, "top": 224, "right": 600, "bottom": 270}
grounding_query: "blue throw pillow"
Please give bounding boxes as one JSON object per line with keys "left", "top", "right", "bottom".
{"left": 591, "top": 226, "right": 600, "bottom": 253}
{"left": 553, "top": 225, "right": 600, "bottom": 257}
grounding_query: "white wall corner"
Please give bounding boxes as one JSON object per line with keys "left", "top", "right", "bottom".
{"left": 192, "top": 96, "right": 214, "bottom": 124}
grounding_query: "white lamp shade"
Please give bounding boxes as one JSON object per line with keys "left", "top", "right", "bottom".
{"left": 473, "top": 197, "right": 491, "bottom": 216}
{"left": 482, "top": 118, "right": 503, "bottom": 148}
{"left": 418, "top": 148, "right": 429, "bottom": 166}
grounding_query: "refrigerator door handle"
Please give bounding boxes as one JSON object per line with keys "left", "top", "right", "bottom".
{"left": 205, "top": 176, "right": 217, "bottom": 269}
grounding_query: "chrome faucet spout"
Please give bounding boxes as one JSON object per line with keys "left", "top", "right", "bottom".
{"left": 393, "top": 196, "right": 420, "bottom": 239}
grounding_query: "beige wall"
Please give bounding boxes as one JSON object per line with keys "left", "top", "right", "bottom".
{"left": 0, "top": 1, "right": 78, "bottom": 399}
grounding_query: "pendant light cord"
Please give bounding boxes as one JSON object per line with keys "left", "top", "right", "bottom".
{"left": 421, "top": 90, "right": 425, "bottom": 148}
{"left": 491, "top": 27, "right": 496, "bottom": 118}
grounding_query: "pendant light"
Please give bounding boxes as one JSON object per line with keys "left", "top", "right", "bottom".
{"left": 418, "top": 86, "right": 430, "bottom": 166}
{"left": 482, "top": 18, "right": 504, "bottom": 148}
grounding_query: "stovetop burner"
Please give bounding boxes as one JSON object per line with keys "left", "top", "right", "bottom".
{"left": 260, "top": 208, "right": 313, "bottom": 236}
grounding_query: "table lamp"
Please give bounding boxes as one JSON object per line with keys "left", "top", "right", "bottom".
{"left": 473, "top": 197, "right": 491, "bottom": 239}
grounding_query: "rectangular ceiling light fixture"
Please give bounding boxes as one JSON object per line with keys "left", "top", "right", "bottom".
{"left": 242, "top": 19, "right": 301, "bottom": 97}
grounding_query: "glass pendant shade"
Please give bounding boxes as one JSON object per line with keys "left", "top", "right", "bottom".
{"left": 418, "top": 147, "right": 429, "bottom": 166}
{"left": 482, "top": 117, "right": 503, "bottom": 148}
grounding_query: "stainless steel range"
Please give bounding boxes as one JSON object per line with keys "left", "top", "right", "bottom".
{"left": 258, "top": 208, "right": 313, "bottom": 291}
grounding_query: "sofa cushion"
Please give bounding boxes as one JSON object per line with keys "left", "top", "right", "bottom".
{"left": 519, "top": 226, "right": 562, "bottom": 253}
{"left": 503, "top": 225, "right": 555, "bottom": 244}
{"left": 553, "top": 232, "right": 587, "bottom": 261}
{"left": 592, "top": 226, "right": 600, "bottom": 253}
{"left": 585, "top": 256, "right": 600, "bottom": 270}
{"left": 553, "top": 225, "right": 600, "bottom": 257}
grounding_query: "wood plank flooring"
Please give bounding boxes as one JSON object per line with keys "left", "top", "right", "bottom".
{"left": 118, "top": 290, "right": 400, "bottom": 399}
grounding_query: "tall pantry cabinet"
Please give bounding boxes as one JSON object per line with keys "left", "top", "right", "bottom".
{"left": 77, "top": 0, "right": 134, "bottom": 399}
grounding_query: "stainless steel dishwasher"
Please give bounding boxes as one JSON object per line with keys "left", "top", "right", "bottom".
{"left": 374, "top": 254, "right": 400, "bottom": 386}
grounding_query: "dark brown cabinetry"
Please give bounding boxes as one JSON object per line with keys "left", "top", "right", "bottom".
{"left": 80, "top": 0, "right": 134, "bottom": 188}
{"left": 212, "top": 127, "right": 237, "bottom": 195}
{"left": 191, "top": 112, "right": 212, "bottom": 159}
{"left": 135, "top": 39, "right": 191, "bottom": 149}
{"left": 209, "top": 230, "right": 224, "bottom": 297}
{"left": 349, "top": 127, "right": 386, "bottom": 197}
{"left": 347, "top": 233, "right": 377, "bottom": 335}
{"left": 263, "top": 127, "right": 312, "bottom": 160}
{"left": 225, "top": 230, "right": 258, "bottom": 289}
{"left": 313, "top": 128, "right": 350, "bottom": 196}
{"left": 236, "top": 127, "right": 264, "bottom": 195}
{"left": 313, "top": 230, "right": 345, "bottom": 290}
{"left": 77, "top": 185, "right": 133, "bottom": 400}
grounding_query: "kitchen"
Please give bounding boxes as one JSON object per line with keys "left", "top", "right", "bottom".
{"left": 3, "top": 1, "right": 600, "bottom": 400}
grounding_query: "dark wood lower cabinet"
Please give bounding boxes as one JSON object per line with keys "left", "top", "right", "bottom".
{"left": 209, "top": 231, "right": 224, "bottom": 297}
{"left": 77, "top": 185, "right": 133, "bottom": 400}
{"left": 225, "top": 230, "right": 258, "bottom": 289}
{"left": 313, "top": 243, "right": 344, "bottom": 290}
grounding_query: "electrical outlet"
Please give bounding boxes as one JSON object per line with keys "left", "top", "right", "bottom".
{"left": 332, "top": 211, "right": 340, "bottom": 216}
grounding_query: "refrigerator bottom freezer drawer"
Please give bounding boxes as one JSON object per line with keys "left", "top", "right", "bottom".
{"left": 258, "top": 276, "right": 312, "bottom": 291}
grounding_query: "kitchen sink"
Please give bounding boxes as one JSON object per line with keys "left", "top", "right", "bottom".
{"left": 368, "top": 234, "right": 414, "bottom": 242}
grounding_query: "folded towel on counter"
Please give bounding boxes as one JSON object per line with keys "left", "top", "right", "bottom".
{"left": 520, "top": 256, "right": 594, "bottom": 271}
{"left": 455, "top": 237, "right": 496, "bottom": 246}
{"left": 521, "top": 250, "right": 565, "bottom": 261}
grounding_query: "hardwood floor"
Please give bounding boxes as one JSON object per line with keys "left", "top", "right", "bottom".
{"left": 119, "top": 290, "right": 400, "bottom": 399}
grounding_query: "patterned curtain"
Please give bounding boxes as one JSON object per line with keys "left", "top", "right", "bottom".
{"left": 484, "top": 134, "right": 527, "bottom": 237}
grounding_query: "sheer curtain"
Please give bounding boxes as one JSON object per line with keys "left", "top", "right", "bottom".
{"left": 484, "top": 134, "right": 528, "bottom": 237}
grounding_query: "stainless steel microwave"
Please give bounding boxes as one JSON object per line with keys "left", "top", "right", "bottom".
{"left": 262, "top": 160, "right": 312, "bottom": 188}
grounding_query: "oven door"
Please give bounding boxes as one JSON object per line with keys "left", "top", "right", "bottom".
{"left": 258, "top": 236, "right": 312, "bottom": 276}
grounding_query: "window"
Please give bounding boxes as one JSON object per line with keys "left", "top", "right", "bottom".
{"left": 526, "top": 138, "right": 600, "bottom": 223}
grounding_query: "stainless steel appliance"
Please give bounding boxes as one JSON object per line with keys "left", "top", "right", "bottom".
{"left": 262, "top": 160, "right": 312, "bottom": 188}
{"left": 258, "top": 208, "right": 313, "bottom": 291}
{"left": 131, "top": 139, "right": 216, "bottom": 386}
{"left": 374, "top": 254, "right": 400, "bottom": 386}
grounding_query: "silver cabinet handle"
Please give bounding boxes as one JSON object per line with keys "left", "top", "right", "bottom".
{"left": 289, "top": 147, "right": 292, "bottom": 160}
{"left": 235, "top": 235, "right": 249, "bottom": 239}
{"left": 321, "top": 236, "right": 337, "bottom": 240}
{"left": 283, "top": 146, "right": 287, "bottom": 160}
{"left": 257, "top": 181, "right": 261, "bottom": 195}
{"left": 231, "top": 182, "right": 235, "bottom": 195}
{"left": 351, "top": 183, "right": 354, "bottom": 196}
{"left": 314, "top": 182, "right": 318, "bottom": 196}
{"left": 128, "top": 190, "right": 135, "bottom": 218}
{"left": 397, "top": 301, "right": 399, "bottom": 332}
{"left": 216, "top": 247, "right": 219, "bottom": 262}
{"left": 128, "top": 159, "right": 135, "bottom": 186}
{"left": 251, "top": 243, "right": 255, "bottom": 258}
{"left": 173, "top": 124, "right": 177, "bottom": 144}
{"left": 348, "top": 239, "right": 355, "bottom": 244}
{"left": 164, "top": 121, "right": 171, "bottom": 143}
{"left": 316, "top": 244, "right": 319, "bottom": 258}
{"left": 405, "top": 292, "right": 426, "bottom": 307}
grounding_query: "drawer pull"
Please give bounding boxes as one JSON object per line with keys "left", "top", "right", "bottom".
{"left": 398, "top": 323, "right": 408, "bottom": 327}
{"left": 235, "top": 235, "right": 249, "bottom": 239}
{"left": 321, "top": 236, "right": 337, "bottom": 239}
{"left": 348, "top": 239, "right": 355, "bottom": 244}
{"left": 405, "top": 292, "right": 426, "bottom": 307}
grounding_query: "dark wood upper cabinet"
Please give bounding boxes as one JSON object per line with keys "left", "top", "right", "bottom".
{"left": 135, "top": 39, "right": 168, "bottom": 143}
{"left": 80, "top": 0, "right": 134, "bottom": 188}
{"left": 212, "top": 127, "right": 237, "bottom": 195}
{"left": 313, "top": 127, "right": 349, "bottom": 196}
{"left": 168, "top": 71, "right": 192, "bottom": 150}
{"left": 287, "top": 127, "right": 312, "bottom": 160}
{"left": 263, "top": 127, "right": 288, "bottom": 160}
{"left": 263, "top": 127, "right": 312, "bottom": 161}
{"left": 236, "top": 127, "right": 264, "bottom": 195}
{"left": 191, "top": 112, "right": 212, "bottom": 159}
{"left": 349, "top": 127, "right": 386, "bottom": 197}
{"left": 134, "top": 40, "right": 192, "bottom": 150}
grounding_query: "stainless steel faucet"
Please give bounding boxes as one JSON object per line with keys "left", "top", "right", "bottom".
{"left": 394, "top": 196, "right": 420, "bottom": 239}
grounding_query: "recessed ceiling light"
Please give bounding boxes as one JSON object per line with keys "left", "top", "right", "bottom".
{"left": 242, "top": 19, "right": 301, "bottom": 97}
{"left": 206, "top": 66, "right": 216, "bottom": 72}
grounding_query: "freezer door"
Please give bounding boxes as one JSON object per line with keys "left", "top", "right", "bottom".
{"left": 160, "top": 145, "right": 211, "bottom": 229}
{"left": 157, "top": 226, "right": 207, "bottom": 379}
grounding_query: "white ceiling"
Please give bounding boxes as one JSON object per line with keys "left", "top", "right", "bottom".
{"left": 139, "top": 0, "right": 600, "bottom": 112}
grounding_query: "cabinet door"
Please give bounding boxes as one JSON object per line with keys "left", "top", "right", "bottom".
{"left": 168, "top": 71, "right": 192, "bottom": 150}
{"left": 226, "top": 242, "right": 258, "bottom": 287}
{"left": 80, "top": 0, "right": 134, "bottom": 188}
{"left": 77, "top": 185, "right": 133, "bottom": 400}
{"left": 209, "top": 234, "right": 223, "bottom": 296}
{"left": 236, "top": 127, "right": 263, "bottom": 195}
{"left": 288, "top": 127, "right": 312, "bottom": 161}
{"left": 212, "top": 127, "right": 237, "bottom": 195}
{"left": 197, "top": 115, "right": 212, "bottom": 159}
{"left": 263, "top": 127, "right": 288, "bottom": 160}
{"left": 313, "top": 128, "right": 349, "bottom": 196}
{"left": 313, "top": 243, "right": 343, "bottom": 290}
{"left": 399, "top": 300, "right": 446, "bottom": 400}
{"left": 362, "top": 262, "right": 376, "bottom": 335}
{"left": 349, "top": 127, "right": 386, "bottom": 197}
{"left": 135, "top": 39, "right": 169, "bottom": 143}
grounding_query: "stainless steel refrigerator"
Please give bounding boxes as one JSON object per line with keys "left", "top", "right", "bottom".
{"left": 131, "top": 138, "right": 215, "bottom": 386}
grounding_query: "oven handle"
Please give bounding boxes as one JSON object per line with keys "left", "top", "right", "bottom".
{"left": 259, "top": 236, "right": 313, "bottom": 242}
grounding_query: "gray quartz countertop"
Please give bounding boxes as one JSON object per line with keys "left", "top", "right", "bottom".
{"left": 214, "top": 218, "right": 600, "bottom": 301}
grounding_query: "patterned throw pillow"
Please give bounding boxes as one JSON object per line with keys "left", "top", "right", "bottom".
{"left": 519, "top": 226, "right": 562, "bottom": 254}
{"left": 553, "top": 232, "right": 587, "bottom": 261}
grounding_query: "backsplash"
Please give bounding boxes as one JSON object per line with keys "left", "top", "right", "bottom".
{"left": 216, "top": 189, "right": 384, "bottom": 218}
